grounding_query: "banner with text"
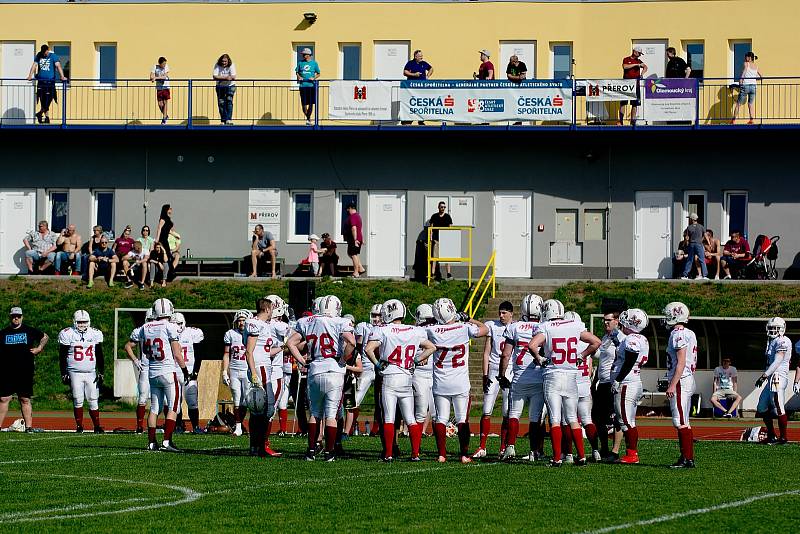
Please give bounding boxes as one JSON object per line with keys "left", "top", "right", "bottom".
{"left": 584, "top": 79, "right": 638, "bottom": 102}
{"left": 642, "top": 78, "right": 698, "bottom": 121}
{"left": 248, "top": 188, "right": 281, "bottom": 241}
{"left": 328, "top": 80, "right": 394, "bottom": 120}
{"left": 398, "top": 80, "right": 573, "bottom": 123}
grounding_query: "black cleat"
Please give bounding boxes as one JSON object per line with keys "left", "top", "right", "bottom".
{"left": 75, "top": 425, "right": 84, "bottom": 434}
{"left": 770, "top": 438, "right": 788, "bottom": 446}
{"left": 304, "top": 449, "right": 316, "bottom": 461}
{"left": 135, "top": 426, "right": 144, "bottom": 435}
{"left": 548, "top": 460, "right": 563, "bottom": 468}
{"left": 147, "top": 442, "right": 159, "bottom": 451}
{"left": 324, "top": 451, "right": 336, "bottom": 462}
{"left": 409, "top": 456, "right": 421, "bottom": 462}
{"left": 160, "top": 440, "right": 180, "bottom": 452}
{"left": 575, "top": 457, "right": 588, "bottom": 467}
{"left": 93, "top": 427, "right": 105, "bottom": 434}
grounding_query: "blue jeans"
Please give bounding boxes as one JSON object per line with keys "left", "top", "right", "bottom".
{"left": 55, "top": 251, "right": 81, "bottom": 273}
{"left": 216, "top": 86, "right": 235, "bottom": 122}
{"left": 683, "top": 242, "right": 707, "bottom": 277}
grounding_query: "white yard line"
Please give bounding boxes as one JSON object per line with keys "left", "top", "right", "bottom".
{"left": 586, "top": 489, "right": 800, "bottom": 533}
{"left": 0, "top": 498, "right": 150, "bottom": 520}
{"left": 0, "top": 451, "right": 147, "bottom": 465}
{"left": 5, "top": 434, "right": 97, "bottom": 443}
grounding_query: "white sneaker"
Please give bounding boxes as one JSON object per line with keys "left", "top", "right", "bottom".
{"left": 501, "top": 444, "right": 516, "bottom": 461}
{"left": 680, "top": 276, "right": 690, "bottom": 280}
{"left": 700, "top": 276, "right": 709, "bottom": 280}
{"left": 233, "top": 423, "right": 243, "bottom": 437}
{"left": 525, "top": 451, "right": 537, "bottom": 462}
{"left": 471, "top": 448, "right": 487, "bottom": 459}
{"left": 592, "top": 449, "right": 602, "bottom": 462}
{"left": 564, "top": 453, "right": 574, "bottom": 464}
{"left": 714, "top": 275, "right": 720, "bottom": 280}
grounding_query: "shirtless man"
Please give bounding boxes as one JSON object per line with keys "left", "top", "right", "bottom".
{"left": 55, "top": 224, "right": 82, "bottom": 275}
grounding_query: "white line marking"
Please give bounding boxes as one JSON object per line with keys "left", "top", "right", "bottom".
{"left": 5, "top": 434, "right": 98, "bottom": 443}
{"left": 586, "top": 489, "right": 800, "bottom": 533}
{"left": 0, "top": 498, "right": 150, "bottom": 520}
{"left": 0, "top": 451, "right": 147, "bottom": 465}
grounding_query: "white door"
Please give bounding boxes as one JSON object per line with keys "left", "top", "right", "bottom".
{"left": 635, "top": 191, "right": 672, "bottom": 279}
{"left": 373, "top": 41, "right": 410, "bottom": 80}
{"left": 499, "top": 41, "right": 536, "bottom": 78}
{"left": 632, "top": 39, "right": 668, "bottom": 79}
{"left": 367, "top": 191, "right": 406, "bottom": 277}
{"left": 0, "top": 189, "right": 36, "bottom": 274}
{"left": 493, "top": 192, "right": 531, "bottom": 278}
{"left": 1, "top": 41, "right": 35, "bottom": 124}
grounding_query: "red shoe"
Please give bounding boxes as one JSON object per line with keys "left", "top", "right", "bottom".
{"left": 747, "top": 120, "right": 754, "bottom": 125}
{"left": 620, "top": 452, "right": 640, "bottom": 464}
{"left": 263, "top": 446, "right": 282, "bottom": 457}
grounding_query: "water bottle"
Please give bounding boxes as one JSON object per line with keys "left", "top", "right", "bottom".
{"left": 353, "top": 424, "right": 360, "bottom": 436}
{"left": 364, "top": 421, "right": 370, "bottom": 436}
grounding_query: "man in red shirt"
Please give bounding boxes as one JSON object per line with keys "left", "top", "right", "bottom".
{"left": 344, "top": 204, "right": 366, "bottom": 277}
{"left": 721, "top": 230, "right": 751, "bottom": 279}
{"left": 474, "top": 50, "right": 495, "bottom": 80}
{"left": 619, "top": 46, "right": 648, "bottom": 125}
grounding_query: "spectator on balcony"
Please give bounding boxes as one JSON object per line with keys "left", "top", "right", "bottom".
{"left": 86, "top": 236, "right": 118, "bottom": 289}
{"left": 731, "top": 52, "right": 762, "bottom": 125}
{"left": 710, "top": 357, "right": 741, "bottom": 418}
{"left": 23, "top": 221, "right": 58, "bottom": 274}
{"left": 344, "top": 204, "right": 366, "bottom": 278}
{"left": 295, "top": 48, "right": 320, "bottom": 127}
{"left": 249, "top": 224, "right": 277, "bottom": 279}
{"left": 307, "top": 234, "right": 320, "bottom": 277}
{"left": 123, "top": 240, "right": 149, "bottom": 289}
{"left": 619, "top": 46, "right": 647, "bottom": 126}
{"left": 212, "top": 54, "right": 236, "bottom": 125}
{"left": 506, "top": 55, "right": 527, "bottom": 83}
{"left": 403, "top": 50, "right": 433, "bottom": 125}
{"left": 721, "top": 230, "right": 751, "bottom": 279}
{"left": 26, "top": 44, "right": 66, "bottom": 125}
{"left": 148, "top": 241, "right": 170, "bottom": 288}
{"left": 137, "top": 225, "right": 154, "bottom": 253}
{"left": 665, "top": 47, "right": 691, "bottom": 79}
{"left": 681, "top": 213, "right": 707, "bottom": 280}
{"left": 429, "top": 201, "right": 453, "bottom": 281}
{"left": 113, "top": 225, "right": 135, "bottom": 262}
{"left": 150, "top": 57, "right": 170, "bottom": 125}
{"left": 55, "top": 224, "right": 82, "bottom": 276}
{"left": 319, "top": 233, "right": 339, "bottom": 276}
{"left": 473, "top": 50, "right": 495, "bottom": 80}
{"left": 701, "top": 229, "right": 722, "bottom": 280}
{"left": 80, "top": 226, "right": 104, "bottom": 281}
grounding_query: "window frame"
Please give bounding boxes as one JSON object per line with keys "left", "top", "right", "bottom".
{"left": 91, "top": 189, "right": 115, "bottom": 236}
{"left": 723, "top": 190, "right": 749, "bottom": 239}
{"left": 682, "top": 190, "right": 708, "bottom": 228}
{"left": 729, "top": 40, "right": 752, "bottom": 80}
{"left": 550, "top": 42, "right": 573, "bottom": 79}
{"left": 335, "top": 191, "right": 359, "bottom": 243}
{"left": 339, "top": 43, "right": 362, "bottom": 81}
{"left": 51, "top": 42, "right": 71, "bottom": 83}
{"left": 291, "top": 42, "right": 316, "bottom": 89}
{"left": 683, "top": 40, "right": 704, "bottom": 79}
{"left": 94, "top": 42, "right": 117, "bottom": 88}
{"left": 289, "top": 190, "right": 314, "bottom": 243}
{"left": 47, "top": 189, "right": 69, "bottom": 233}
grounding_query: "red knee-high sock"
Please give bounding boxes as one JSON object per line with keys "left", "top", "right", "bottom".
{"left": 528, "top": 422, "right": 539, "bottom": 452}
{"left": 73, "top": 407, "right": 84, "bottom": 428}
{"left": 324, "top": 424, "right": 338, "bottom": 453}
{"left": 382, "top": 422, "right": 396, "bottom": 458}
{"left": 624, "top": 427, "right": 639, "bottom": 453}
{"left": 678, "top": 427, "right": 694, "bottom": 460}
{"left": 307, "top": 421, "right": 318, "bottom": 451}
{"left": 234, "top": 406, "right": 243, "bottom": 424}
{"left": 434, "top": 422, "right": 447, "bottom": 457}
{"left": 551, "top": 424, "right": 563, "bottom": 460}
{"left": 148, "top": 426, "right": 156, "bottom": 444}
{"left": 279, "top": 409, "right": 288, "bottom": 433}
{"left": 136, "top": 405, "right": 145, "bottom": 428}
{"left": 264, "top": 419, "right": 273, "bottom": 447}
{"left": 500, "top": 417, "right": 509, "bottom": 450}
{"left": 457, "top": 422, "right": 470, "bottom": 456}
{"left": 188, "top": 408, "right": 200, "bottom": 430}
{"left": 409, "top": 423, "right": 422, "bottom": 458}
{"left": 479, "top": 415, "right": 491, "bottom": 449}
{"left": 572, "top": 427, "right": 586, "bottom": 459}
{"left": 778, "top": 414, "right": 788, "bottom": 441}
{"left": 561, "top": 424, "right": 572, "bottom": 456}
{"left": 507, "top": 418, "right": 520, "bottom": 446}
{"left": 164, "top": 419, "right": 176, "bottom": 442}
{"left": 89, "top": 409, "right": 101, "bottom": 429}
{"left": 585, "top": 423, "right": 598, "bottom": 451}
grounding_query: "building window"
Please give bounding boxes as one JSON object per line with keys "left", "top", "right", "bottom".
{"left": 336, "top": 192, "right": 359, "bottom": 241}
{"left": 730, "top": 40, "right": 752, "bottom": 80}
{"left": 96, "top": 43, "right": 117, "bottom": 85}
{"left": 290, "top": 191, "right": 313, "bottom": 241}
{"left": 92, "top": 190, "right": 114, "bottom": 235}
{"left": 340, "top": 44, "right": 361, "bottom": 80}
{"left": 685, "top": 42, "right": 704, "bottom": 79}
{"left": 583, "top": 209, "right": 606, "bottom": 241}
{"left": 724, "top": 191, "right": 748, "bottom": 238}
{"left": 292, "top": 43, "right": 315, "bottom": 82}
{"left": 551, "top": 43, "right": 573, "bottom": 79}
{"left": 683, "top": 191, "right": 707, "bottom": 227}
{"left": 52, "top": 43, "right": 71, "bottom": 81}
{"left": 48, "top": 190, "right": 68, "bottom": 233}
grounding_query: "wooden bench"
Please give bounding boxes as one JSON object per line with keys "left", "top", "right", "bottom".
{"left": 177, "top": 256, "right": 285, "bottom": 277}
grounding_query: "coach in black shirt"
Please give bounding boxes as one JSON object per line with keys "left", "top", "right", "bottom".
{"left": 429, "top": 201, "right": 454, "bottom": 281}
{"left": 666, "top": 47, "right": 691, "bottom": 78}
{"left": 0, "top": 306, "right": 48, "bottom": 431}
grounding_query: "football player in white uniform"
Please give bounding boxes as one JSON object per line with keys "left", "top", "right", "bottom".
{"left": 498, "top": 294, "right": 544, "bottom": 462}
{"left": 170, "top": 312, "right": 205, "bottom": 433}
{"left": 421, "top": 298, "right": 488, "bottom": 464}
{"left": 593, "top": 310, "right": 625, "bottom": 461}
{"left": 287, "top": 295, "right": 356, "bottom": 461}
{"left": 564, "top": 311, "right": 601, "bottom": 462}
{"left": 413, "top": 304, "right": 437, "bottom": 436}
{"left": 276, "top": 305, "right": 297, "bottom": 436}
{"left": 756, "top": 317, "right": 792, "bottom": 445}
{"left": 126, "top": 298, "right": 187, "bottom": 452}
{"left": 345, "top": 303, "right": 382, "bottom": 437}
{"left": 59, "top": 310, "right": 105, "bottom": 433}
{"left": 365, "top": 299, "right": 436, "bottom": 462}
{"left": 265, "top": 295, "right": 290, "bottom": 449}
{"left": 124, "top": 307, "right": 156, "bottom": 434}
{"left": 610, "top": 309, "right": 649, "bottom": 464}
{"left": 529, "top": 299, "right": 601, "bottom": 467}
{"left": 472, "top": 301, "right": 514, "bottom": 459}
{"left": 222, "top": 309, "right": 252, "bottom": 436}
{"left": 663, "top": 301, "right": 698, "bottom": 468}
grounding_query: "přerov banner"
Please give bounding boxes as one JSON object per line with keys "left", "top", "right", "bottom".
{"left": 584, "top": 79, "right": 639, "bottom": 101}
{"left": 642, "top": 78, "right": 698, "bottom": 121}
{"left": 398, "top": 80, "right": 573, "bottom": 123}
{"left": 328, "top": 80, "right": 394, "bottom": 120}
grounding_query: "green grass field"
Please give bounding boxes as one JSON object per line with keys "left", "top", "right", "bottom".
{"left": 2, "top": 432, "right": 798, "bottom": 533}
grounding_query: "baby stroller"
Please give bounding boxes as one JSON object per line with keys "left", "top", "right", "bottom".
{"left": 743, "top": 235, "right": 780, "bottom": 280}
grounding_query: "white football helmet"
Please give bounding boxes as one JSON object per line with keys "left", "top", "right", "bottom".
{"left": 662, "top": 302, "right": 690, "bottom": 327}
{"left": 245, "top": 386, "right": 267, "bottom": 415}
{"left": 9, "top": 418, "right": 26, "bottom": 432}
{"left": 381, "top": 299, "right": 406, "bottom": 324}
{"left": 265, "top": 295, "right": 286, "bottom": 317}
{"left": 233, "top": 309, "right": 252, "bottom": 329}
{"left": 319, "top": 295, "right": 342, "bottom": 318}
{"left": 73, "top": 310, "right": 90, "bottom": 333}
{"left": 145, "top": 307, "right": 156, "bottom": 322}
{"left": 312, "top": 297, "right": 323, "bottom": 315}
{"left": 343, "top": 313, "right": 355, "bottom": 326}
{"left": 766, "top": 317, "right": 786, "bottom": 338}
{"left": 370, "top": 304, "right": 383, "bottom": 325}
{"left": 619, "top": 308, "right": 648, "bottom": 333}
{"left": 153, "top": 298, "right": 175, "bottom": 319}
{"left": 170, "top": 312, "right": 186, "bottom": 333}
{"left": 521, "top": 294, "right": 543, "bottom": 321}
{"left": 415, "top": 304, "right": 434, "bottom": 326}
{"left": 563, "top": 311, "right": 581, "bottom": 323}
{"left": 432, "top": 298, "right": 458, "bottom": 325}
{"left": 541, "top": 299, "right": 565, "bottom": 322}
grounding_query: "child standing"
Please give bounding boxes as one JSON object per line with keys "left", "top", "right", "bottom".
{"left": 307, "top": 234, "right": 320, "bottom": 276}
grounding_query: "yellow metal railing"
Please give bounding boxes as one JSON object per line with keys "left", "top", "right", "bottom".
{"left": 464, "top": 250, "right": 496, "bottom": 319}
{"left": 427, "top": 226, "right": 473, "bottom": 286}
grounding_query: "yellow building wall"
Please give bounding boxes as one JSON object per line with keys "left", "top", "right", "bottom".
{"left": 1, "top": 0, "right": 797, "bottom": 81}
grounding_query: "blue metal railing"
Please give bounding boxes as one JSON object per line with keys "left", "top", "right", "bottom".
{"left": 1, "top": 77, "right": 798, "bottom": 128}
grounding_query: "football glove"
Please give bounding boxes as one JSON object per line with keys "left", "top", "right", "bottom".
{"left": 611, "top": 381, "right": 621, "bottom": 394}
{"left": 222, "top": 373, "right": 231, "bottom": 386}
{"left": 482, "top": 375, "right": 491, "bottom": 394}
{"left": 133, "top": 358, "right": 143, "bottom": 372}
{"left": 182, "top": 367, "right": 190, "bottom": 385}
{"left": 61, "top": 374, "right": 70, "bottom": 385}
{"left": 497, "top": 376, "right": 512, "bottom": 390}
{"left": 94, "top": 374, "right": 104, "bottom": 386}
{"left": 794, "top": 382, "right": 800, "bottom": 395}
{"left": 457, "top": 312, "right": 470, "bottom": 323}
{"left": 188, "top": 372, "right": 198, "bottom": 382}
{"left": 250, "top": 374, "right": 263, "bottom": 388}
{"left": 377, "top": 361, "right": 389, "bottom": 374}
{"left": 755, "top": 375, "right": 767, "bottom": 388}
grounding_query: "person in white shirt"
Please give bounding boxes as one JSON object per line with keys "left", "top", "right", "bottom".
{"left": 124, "top": 307, "right": 155, "bottom": 434}
{"left": 212, "top": 53, "right": 236, "bottom": 125}
{"left": 123, "top": 240, "right": 149, "bottom": 289}
{"left": 593, "top": 311, "right": 626, "bottom": 462}
{"left": 756, "top": 317, "right": 792, "bottom": 445}
{"left": 149, "top": 57, "right": 171, "bottom": 124}
{"left": 222, "top": 309, "right": 252, "bottom": 436}
{"left": 345, "top": 303, "right": 382, "bottom": 437}
{"left": 170, "top": 312, "right": 204, "bottom": 433}
{"left": 663, "top": 301, "right": 698, "bottom": 468}
{"left": 710, "top": 357, "right": 741, "bottom": 418}
{"left": 59, "top": 310, "right": 105, "bottom": 433}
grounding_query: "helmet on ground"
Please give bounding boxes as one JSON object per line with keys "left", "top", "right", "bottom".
{"left": 9, "top": 418, "right": 26, "bottom": 432}
{"left": 153, "top": 298, "right": 175, "bottom": 319}
{"left": 432, "top": 298, "right": 458, "bottom": 325}
{"left": 145, "top": 307, "right": 156, "bottom": 322}
{"left": 382, "top": 299, "right": 406, "bottom": 324}
{"left": 662, "top": 302, "right": 690, "bottom": 327}
{"left": 265, "top": 295, "right": 286, "bottom": 317}
{"left": 619, "top": 309, "right": 648, "bottom": 333}
{"left": 245, "top": 386, "right": 267, "bottom": 415}
{"left": 73, "top": 310, "right": 90, "bottom": 333}
{"left": 319, "top": 295, "right": 342, "bottom": 318}
{"left": 170, "top": 312, "right": 186, "bottom": 333}
{"left": 312, "top": 297, "right": 323, "bottom": 315}
{"left": 766, "top": 317, "right": 786, "bottom": 338}
{"left": 370, "top": 304, "right": 383, "bottom": 325}
{"left": 521, "top": 294, "right": 543, "bottom": 321}
{"left": 541, "top": 299, "right": 565, "bottom": 322}
{"left": 415, "top": 304, "right": 434, "bottom": 326}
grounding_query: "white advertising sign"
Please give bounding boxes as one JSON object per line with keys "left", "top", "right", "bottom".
{"left": 642, "top": 78, "right": 698, "bottom": 122}
{"left": 248, "top": 188, "right": 281, "bottom": 241}
{"left": 585, "top": 79, "right": 639, "bottom": 101}
{"left": 328, "top": 80, "right": 393, "bottom": 120}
